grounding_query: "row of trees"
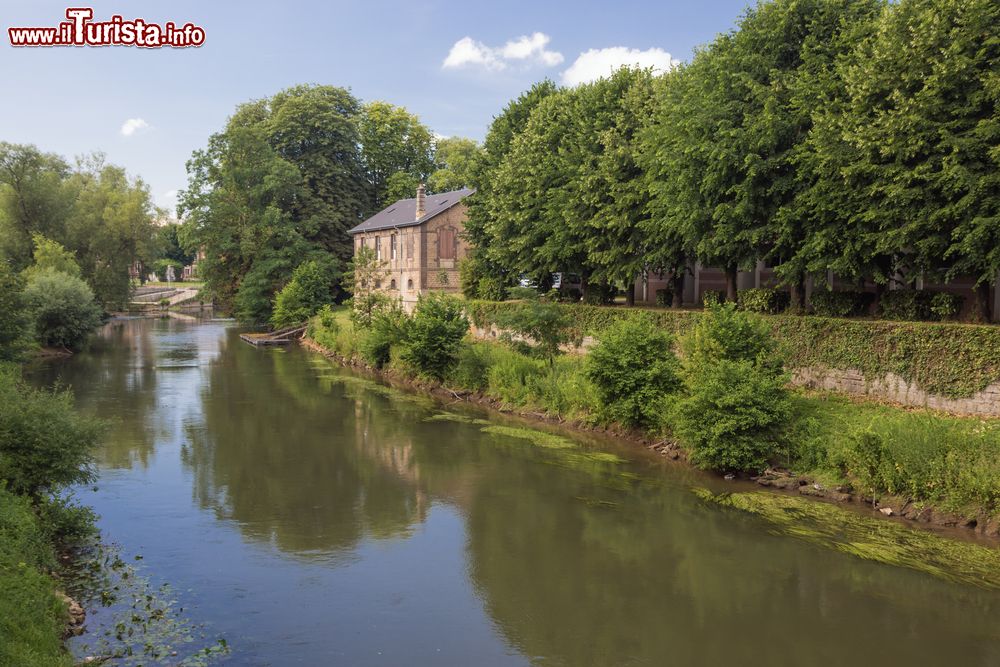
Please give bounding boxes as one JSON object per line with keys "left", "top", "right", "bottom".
{"left": 0, "top": 144, "right": 163, "bottom": 309}
{"left": 465, "top": 0, "right": 999, "bottom": 318}
{"left": 179, "top": 85, "right": 481, "bottom": 322}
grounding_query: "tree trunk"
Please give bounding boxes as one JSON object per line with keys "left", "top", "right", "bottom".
{"left": 625, "top": 282, "right": 635, "bottom": 307}
{"left": 725, "top": 265, "right": 738, "bottom": 303}
{"left": 975, "top": 282, "right": 992, "bottom": 323}
{"left": 671, "top": 271, "right": 685, "bottom": 308}
{"left": 789, "top": 274, "right": 806, "bottom": 312}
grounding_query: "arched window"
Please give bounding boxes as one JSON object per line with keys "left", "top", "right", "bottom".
{"left": 374, "top": 279, "right": 381, "bottom": 289}
{"left": 390, "top": 279, "right": 397, "bottom": 290}
{"left": 407, "top": 279, "right": 413, "bottom": 290}
{"left": 390, "top": 234, "right": 397, "bottom": 260}
{"left": 374, "top": 236, "right": 381, "bottom": 260}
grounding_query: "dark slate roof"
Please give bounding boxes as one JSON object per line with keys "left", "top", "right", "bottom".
{"left": 347, "top": 188, "right": 474, "bottom": 235}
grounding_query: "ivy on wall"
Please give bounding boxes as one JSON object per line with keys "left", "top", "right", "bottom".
{"left": 464, "top": 301, "right": 1000, "bottom": 399}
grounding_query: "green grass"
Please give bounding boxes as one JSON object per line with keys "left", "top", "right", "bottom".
{"left": 788, "top": 393, "right": 1000, "bottom": 516}
{"left": 0, "top": 486, "right": 71, "bottom": 667}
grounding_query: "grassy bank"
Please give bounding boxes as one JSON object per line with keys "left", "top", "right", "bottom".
{"left": 307, "top": 304, "right": 1000, "bottom": 522}
{"left": 0, "top": 487, "right": 73, "bottom": 667}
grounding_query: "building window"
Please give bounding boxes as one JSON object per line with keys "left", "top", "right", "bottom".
{"left": 390, "top": 234, "right": 397, "bottom": 260}
{"left": 359, "top": 237, "right": 366, "bottom": 249}
{"left": 374, "top": 279, "right": 381, "bottom": 289}
{"left": 407, "top": 234, "right": 414, "bottom": 259}
{"left": 390, "top": 279, "right": 397, "bottom": 290}
{"left": 407, "top": 278, "right": 413, "bottom": 290}
{"left": 438, "top": 227, "right": 456, "bottom": 260}
{"left": 375, "top": 236, "right": 381, "bottom": 261}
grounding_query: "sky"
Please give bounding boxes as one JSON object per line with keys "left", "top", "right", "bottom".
{"left": 0, "top": 0, "right": 753, "bottom": 217}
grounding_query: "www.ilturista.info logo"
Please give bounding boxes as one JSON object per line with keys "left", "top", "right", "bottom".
{"left": 8, "top": 8, "right": 205, "bottom": 48}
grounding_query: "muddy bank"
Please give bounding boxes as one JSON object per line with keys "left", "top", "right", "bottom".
{"left": 299, "top": 336, "right": 1000, "bottom": 542}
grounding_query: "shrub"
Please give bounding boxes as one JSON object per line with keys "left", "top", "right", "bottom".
{"left": 486, "top": 349, "right": 545, "bottom": 405}
{"left": 655, "top": 289, "right": 669, "bottom": 307}
{"left": 0, "top": 263, "right": 29, "bottom": 361}
{"left": 583, "top": 284, "right": 616, "bottom": 305}
{"left": 879, "top": 289, "right": 933, "bottom": 321}
{"left": 507, "top": 286, "right": 538, "bottom": 300}
{"left": 0, "top": 366, "right": 104, "bottom": 499}
{"left": 674, "top": 304, "right": 790, "bottom": 473}
{"left": 271, "top": 258, "right": 340, "bottom": 329}
{"left": 673, "top": 359, "right": 791, "bottom": 473}
{"left": 586, "top": 316, "right": 681, "bottom": 430}
{"left": 737, "top": 288, "right": 790, "bottom": 314}
{"left": 682, "top": 303, "right": 779, "bottom": 368}
{"left": 565, "top": 288, "right": 583, "bottom": 302}
{"left": 929, "top": 292, "right": 963, "bottom": 321}
{"left": 22, "top": 268, "right": 103, "bottom": 350}
{"left": 399, "top": 294, "right": 469, "bottom": 380}
{"left": 477, "top": 277, "right": 508, "bottom": 301}
{"left": 23, "top": 235, "right": 80, "bottom": 279}
{"left": 450, "top": 342, "right": 495, "bottom": 392}
{"left": 359, "top": 301, "right": 408, "bottom": 369}
{"left": 809, "top": 290, "right": 874, "bottom": 317}
{"left": 701, "top": 289, "right": 725, "bottom": 307}
{"left": 494, "top": 299, "right": 579, "bottom": 364}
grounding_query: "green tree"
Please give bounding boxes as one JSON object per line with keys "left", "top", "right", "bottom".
{"left": 66, "top": 156, "right": 159, "bottom": 308}
{"left": 22, "top": 269, "right": 103, "bottom": 350}
{"left": 156, "top": 223, "right": 195, "bottom": 267}
{"left": 270, "top": 257, "right": 341, "bottom": 329}
{"left": 22, "top": 234, "right": 80, "bottom": 279}
{"left": 347, "top": 245, "right": 393, "bottom": 328}
{"left": 428, "top": 137, "right": 482, "bottom": 193}
{"left": 358, "top": 101, "right": 434, "bottom": 212}
{"left": 812, "top": 0, "right": 999, "bottom": 319}
{"left": 0, "top": 143, "right": 73, "bottom": 271}
{"left": 641, "top": 0, "right": 884, "bottom": 303}
{"left": 0, "top": 262, "right": 29, "bottom": 361}
{"left": 465, "top": 81, "right": 559, "bottom": 297}
{"left": 495, "top": 299, "right": 579, "bottom": 365}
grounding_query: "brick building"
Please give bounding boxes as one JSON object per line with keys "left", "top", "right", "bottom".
{"left": 348, "top": 185, "right": 473, "bottom": 310}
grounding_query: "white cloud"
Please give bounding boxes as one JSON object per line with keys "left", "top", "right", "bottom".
{"left": 561, "top": 47, "right": 679, "bottom": 86}
{"left": 443, "top": 32, "right": 563, "bottom": 72}
{"left": 120, "top": 117, "right": 149, "bottom": 137}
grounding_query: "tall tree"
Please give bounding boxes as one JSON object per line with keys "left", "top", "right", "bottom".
{"left": 428, "top": 137, "right": 482, "bottom": 193}
{"left": 815, "top": 0, "right": 999, "bottom": 318}
{"left": 357, "top": 101, "right": 434, "bottom": 212}
{"left": 0, "top": 143, "right": 73, "bottom": 271}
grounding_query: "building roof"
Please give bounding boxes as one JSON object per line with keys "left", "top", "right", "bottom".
{"left": 347, "top": 188, "right": 474, "bottom": 235}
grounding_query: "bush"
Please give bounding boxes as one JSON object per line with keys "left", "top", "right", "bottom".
{"left": 477, "top": 277, "right": 509, "bottom": 301}
{"left": 929, "top": 292, "right": 963, "bottom": 321}
{"left": 486, "top": 348, "right": 545, "bottom": 405}
{"left": 674, "top": 304, "right": 790, "bottom": 473}
{"left": 399, "top": 294, "right": 469, "bottom": 380}
{"left": 809, "top": 290, "right": 874, "bottom": 317}
{"left": 359, "top": 301, "right": 408, "bottom": 369}
{"left": 737, "top": 288, "right": 790, "bottom": 314}
{"left": 654, "top": 289, "right": 669, "bottom": 307}
{"left": 22, "top": 268, "right": 103, "bottom": 350}
{"left": 506, "top": 286, "right": 538, "bottom": 300}
{"left": 879, "top": 289, "right": 933, "bottom": 321}
{"left": 583, "top": 283, "right": 616, "bottom": 305}
{"left": 270, "top": 258, "right": 340, "bottom": 329}
{"left": 0, "top": 263, "right": 29, "bottom": 361}
{"left": 673, "top": 359, "right": 791, "bottom": 473}
{"left": 586, "top": 316, "right": 681, "bottom": 429}
{"left": 0, "top": 365, "right": 104, "bottom": 498}
{"left": 494, "top": 299, "right": 579, "bottom": 364}
{"left": 450, "top": 342, "right": 495, "bottom": 392}
{"left": 701, "top": 289, "right": 725, "bottom": 307}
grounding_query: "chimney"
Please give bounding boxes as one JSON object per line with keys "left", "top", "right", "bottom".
{"left": 415, "top": 183, "right": 426, "bottom": 221}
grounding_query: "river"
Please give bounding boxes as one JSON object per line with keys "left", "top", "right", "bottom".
{"left": 31, "top": 317, "right": 1000, "bottom": 666}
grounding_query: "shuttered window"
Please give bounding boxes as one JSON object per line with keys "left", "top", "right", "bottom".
{"left": 438, "top": 227, "right": 456, "bottom": 260}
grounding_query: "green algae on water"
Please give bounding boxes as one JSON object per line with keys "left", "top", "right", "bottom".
{"left": 694, "top": 488, "right": 1000, "bottom": 590}
{"left": 424, "top": 412, "right": 489, "bottom": 425}
{"left": 480, "top": 425, "right": 577, "bottom": 449}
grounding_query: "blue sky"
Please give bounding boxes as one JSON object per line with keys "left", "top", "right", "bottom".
{"left": 1, "top": 0, "right": 752, "bottom": 215}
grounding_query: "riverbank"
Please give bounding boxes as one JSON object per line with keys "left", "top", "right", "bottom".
{"left": 303, "top": 306, "right": 1000, "bottom": 538}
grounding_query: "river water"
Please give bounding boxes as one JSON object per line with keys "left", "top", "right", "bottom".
{"left": 32, "top": 317, "right": 1000, "bottom": 666}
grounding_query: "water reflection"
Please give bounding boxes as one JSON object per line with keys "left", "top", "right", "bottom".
{"left": 33, "top": 319, "right": 1000, "bottom": 666}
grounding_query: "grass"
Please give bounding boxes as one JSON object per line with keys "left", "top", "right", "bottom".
{"left": 307, "top": 308, "right": 1000, "bottom": 519}
{"left": 0, "top": 486, "right": 71, "bottom": 667}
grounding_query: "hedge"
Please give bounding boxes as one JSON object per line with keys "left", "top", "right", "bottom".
{"left": 464, "top": 300, "right": 1000, "bottom": 399}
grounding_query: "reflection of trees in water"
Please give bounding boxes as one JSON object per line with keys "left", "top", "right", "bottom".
{"left": 31, "top": 319, "right": 161, "bottom": 469}
{"left": 463, "top": 460, "right": 1000, "bottom": 665}
{"left": 182, "top": 343, "right": 435, "bottom": 557}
